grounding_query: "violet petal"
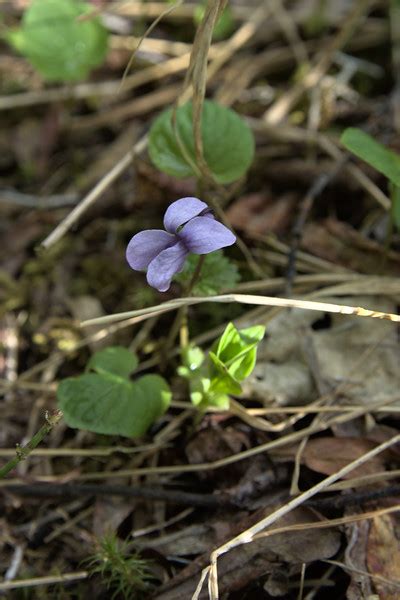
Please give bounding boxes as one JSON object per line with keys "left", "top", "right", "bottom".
{"left": 179, "top": 216, "right": 236, "bottom": 254}
{"left": 126, "top": 229, "right": 176, "bottom": 271}
{"left": 163, "top": 197, "right": 208, "bottom": 234}
{"left": 147, "top": 241, "right": 188, "bottom": 292}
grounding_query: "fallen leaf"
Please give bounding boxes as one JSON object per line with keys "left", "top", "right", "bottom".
{"left": 185, "top": 426, "right": 249, "bottom": 466}
{"left": 300, "top": 437, "right": 385, "bottom": 479}
{"left": 345, "top": 519, "right": 374, "bottom": 600}
{"left": 154, "top": 504, "right": 341, "bottom": 599}
{"left": 367, "top": 425, "right": 400, "bottom": 459}
{"left": 243, "top": 294, "right": 400, "bottom": 409}
{"left": 367, "top": 513, "right": 400, "bottom": 600}
{"left": 225, "top": 192, "right": 296, "bottom": 236}
{"left": 93, "top": 497, "right": 133, "bottom": 538}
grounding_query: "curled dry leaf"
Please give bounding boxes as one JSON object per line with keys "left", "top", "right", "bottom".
{"left": 300, "top": 437, "right": 386, "bottom": 479}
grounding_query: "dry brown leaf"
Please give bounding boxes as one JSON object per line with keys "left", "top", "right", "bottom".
{"left": 244, "top": 294, "right": 400, "bottom": 409}
{"left": 367, "top": 513, "right": 400, "bottom": 600}
{"left": 225, "top": 192, "right": 296, "bottom": 236}
{"left": 185, "top": 426, "right": 249, "bottom": 467}
{"left": 154, "top": 505, "right": 340, "bottom": 599}
{"left": 92, "top": 497, "right": 133, "bottom": 538}
{"left": 366, "top": 425, "right": 400, "bottom": 459}
{"left": 301, "top": 437, "right": 385, "bottom": 479}
{"left": 345, "top": 518, "right": 374, "bottom": 600}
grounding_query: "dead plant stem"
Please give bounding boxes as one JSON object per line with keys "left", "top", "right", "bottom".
{"left": 0, "top": 410, "right": 63, "bottom": 479}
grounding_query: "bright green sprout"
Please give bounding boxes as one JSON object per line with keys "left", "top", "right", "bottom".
{"left": 179, "top": 322, "right": 265, "bottom": 410}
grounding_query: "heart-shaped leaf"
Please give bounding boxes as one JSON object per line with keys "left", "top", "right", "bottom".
{"left": 58, "top": 371, "right": 171, "bottom": 438}
{"left": 7, "top": 0, "right": 108, "bottom": 82}
{"left": 87, "top": 346, "right": 138, "bottom": 378}
{"left": 148, "top": 100, "right": 255, "bottom": 184}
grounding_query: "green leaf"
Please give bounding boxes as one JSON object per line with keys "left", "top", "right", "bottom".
{"left": 216, "top": 323, "right": 264, "bottom": 361}
{"left": 189, "top": 376, "right": 211, "bottom": 406}
{"left": 208, "top": 393, "right": 230, "bottom": 409}
{"left": 148, "top": 100, "right": 255, "bottom": 184}
{"left": 193, "top": 2, "right": 235, "bottom": 40}
{"left": 182, "top": 345, "right": 205, "bottom": 371}
{"left": 341, "top": 128, "right": 400, "bottom": 187}
{"left": 226, "top": 325, "right": 265, "bottom": 381}
{"left": 7, "top": 0, "right": 108, "bottom": 82}
{"left": 215, "top": 322, "right": 239, "bottom": 358}
{"left": 227, "top": 345, "right": 258, "bottom": 382}
{"left": 194, "top": 388, "right": 230, "bottom": 410}
{"left": 209, "top": 352, "right": 242, "bottom": 395}
{"left": 87, "top": 346, "right": 138, "bottom": 378}
{"left": 179, "top": 323, "right": 264, "bottom": 410}
{"left": 213, "top": 323, "right": 265, "bottom": 382}
{"left": 134, "top": 374, "right": 171, "bottom": 421}
{"left": 57, "top": 372, "right": 170, "bottom": 438}
{"left": 175, "top": 251, "right": 240, "bottom": 295}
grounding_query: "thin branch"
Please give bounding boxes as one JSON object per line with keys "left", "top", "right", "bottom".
{"left": 1, "top": 482, "right": 229, "bottom": 509}
{"left": 0, "top": 572, "right": 88, "bottom": 592}
{"left": 308, "top": 484, "right": 400, "bottom": 510}
{"left": 0, "top": 410, "right": 63, "bottom": 479}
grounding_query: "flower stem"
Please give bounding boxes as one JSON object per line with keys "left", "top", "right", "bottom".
{"left": 0, "top": 410, "right": 63, "bottom": 479}
{"left": 186, "top": 254, "right": 206, "bottom": 296}
{"left": 179, "top": 308, "right": 189, "bottom": 348}
{"left": 165, "top": 255, "right": 206, "bottom": 354}
{"left": 179, "top": 254, "right": 206, "bottom": 348}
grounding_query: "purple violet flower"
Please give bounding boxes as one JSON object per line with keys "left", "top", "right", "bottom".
{"left": 126, "top": 197, "right": 236, "bottom": 292}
